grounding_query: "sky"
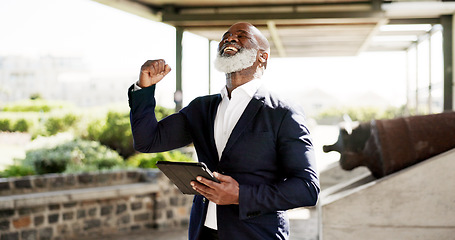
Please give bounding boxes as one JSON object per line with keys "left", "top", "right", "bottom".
{"left": 0, "top": 0, "right": 175, "bottom": 71}
{"left": 0, "top": 0, "right": 409, "bottom": 108}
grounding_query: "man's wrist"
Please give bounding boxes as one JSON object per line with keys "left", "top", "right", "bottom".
{"left": 135, "top": 81, "right": 156, "bottom": 89}
{"left": 133, "top": 81, "right": 143, "bottom": 91}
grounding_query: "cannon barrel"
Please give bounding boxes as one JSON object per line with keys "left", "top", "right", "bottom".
{"left": 323, "top": 111, "right": 455, "bottom": 178}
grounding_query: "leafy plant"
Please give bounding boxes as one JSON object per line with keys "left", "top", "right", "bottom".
{"left": 0, "top": 119, "right": 11, "bottom": 131}
{"left": 44, "top": 113, "right": 79, "bottom": 135}
{"left": 0, "top": 113, "right": 38, "bottom": 134}
{"left": 0, "top": 164, "right": 35, "bottom": 178}
{"left": 99, "top": 111, "right": 134, "bottom": 158}
{"left": 84, "top": 107, "right": 174, "bottom": 159}
{"left": 315, "top": 105, "right": 408, "bottom": 124}
{"left": 23, "top": 139, "right": 125, "bottom": 175}
{"left": 13, "top": 119, "right": 30, "bottom": 132}
{"left": 126, "top": 150, "right": 194, "bottom": 169}
{"left": 1, "top": 99, "right": 175, "bottom": 162}
{"left": 2, "top": 99, "right": 73, "bottom": 112}
{"left": 155, "top": 105, "right": 175, "bottom": 121}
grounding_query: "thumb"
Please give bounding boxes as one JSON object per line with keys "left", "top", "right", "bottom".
{"left": 163, "top": 64, "right": 172, "bottom": 75}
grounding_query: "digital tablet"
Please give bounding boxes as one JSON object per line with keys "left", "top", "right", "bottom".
{"left": 155, "top": 161, "right": 220, "bottom": 195}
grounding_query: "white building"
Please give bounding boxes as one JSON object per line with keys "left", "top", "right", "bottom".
{"left": 0, "top": 55, "right": 135, "bottom": 107}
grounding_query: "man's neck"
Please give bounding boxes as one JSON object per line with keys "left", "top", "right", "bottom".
{"left": 225, "top": 66, "right": 260, "bottom": 98}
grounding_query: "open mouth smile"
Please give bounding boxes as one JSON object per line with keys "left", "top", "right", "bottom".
{"left": 224, "top": 46, "right": 238, "bottom": 54}
{"left": 220, "top": 43, "right": 242, "bottom": 55}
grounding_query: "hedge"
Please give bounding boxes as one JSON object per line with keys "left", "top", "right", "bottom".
{"left": 1, "top": 99, "right": 73, "bottom": 112}
{"left": 21, "top": 139, "right": 125, "bottom": 175}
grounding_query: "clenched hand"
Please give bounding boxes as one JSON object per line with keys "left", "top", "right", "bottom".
{"left": 138, "top": 59, "right": 171, "bottom": 88}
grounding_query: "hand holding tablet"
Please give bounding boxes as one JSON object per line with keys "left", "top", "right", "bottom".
{"left": 155, "top": 161, "right": 220, "bottom": 195}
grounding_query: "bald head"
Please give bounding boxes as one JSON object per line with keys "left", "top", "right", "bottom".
{"left": 235, "top": 22, "right": 270, "bottom": 53}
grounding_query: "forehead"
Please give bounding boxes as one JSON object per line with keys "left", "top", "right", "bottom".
{"left": 222, "top": 24, "right": 254, "bottom": 37}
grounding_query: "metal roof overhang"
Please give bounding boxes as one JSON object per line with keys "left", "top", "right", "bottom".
{"left": 93, "top": 0, "right": 455, "bottom": 58}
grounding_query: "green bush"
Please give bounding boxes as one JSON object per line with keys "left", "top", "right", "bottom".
{"left": 0, "top": 111, "right": 79, "bottom": 137}
{"left": 44, "top": 113, "right": 79, "bottom": 135}
{"left": 85, "top": 111, "right": 134, "bottom": 159}
{"left": 99, "top": 111, "right": 134, "bottom": 158}
{"left": 29, "top": 93, "right": 42, "bottom": 100}
{"left": 315, "top": 105, "right": 408, "bottom": 124}
{"left": 155, "top": 105, "right": 175, "bottom": 121}
{"left": 0, "top": 165, "right": 36, "bottom": 178}
{"left": 84, "top": 118, "right": 103, "bottom": 140}
{"left": 0, "top": 119, "right": 11, "bottom": 131}
{"left": 13, "top": 119, "right": 30, "bottom": 132}
{"left": 0, "top": 113, "right": 38, "bottom": 134}
{"left": 126, "top": 150, "right": 194, "bottom": 169}
{"left": 23, "top": 139, "right": 125, "bottom": 175}
{"left": 1, "top": 99, "right": 175, "bottom": 161}
{"left": 84, "top": 106, "right": 174, "bottom": 159}
{"left": 2, "top": 99, "right": 73, "bottom": 112}
{"left": 45, "top": 116, "right": 65, "bottom": 135}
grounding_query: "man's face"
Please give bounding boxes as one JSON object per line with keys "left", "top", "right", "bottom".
{"left": 214, "top": 23, "right": 261, "bottom": 74}
{"left": 218, "top": 23, "right": 259, "bottom": 57}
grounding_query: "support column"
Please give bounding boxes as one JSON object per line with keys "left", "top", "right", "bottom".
{"left": 428, "top": 31, "right": 432, "bottom": 113}
{"left": 415, "top": 41, "right": 419, "bottom": 113}
{"left": 175, "top": 27, "right": 184, "bottom": 111}
{"left": 208, "top": 39, "right": 212, "bottom": 95}
{"left": 441, "top": 15, "right": 453, "bottom": 111}
{"left": 405, "top": 49, "right": 410, "bottom": 115}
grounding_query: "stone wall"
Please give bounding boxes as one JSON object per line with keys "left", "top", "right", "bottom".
{"left": 0, "top": 171, "right": 143, "bottom": 196}
{"left": 0, "top": 169, "right": 193, "bottom": 240}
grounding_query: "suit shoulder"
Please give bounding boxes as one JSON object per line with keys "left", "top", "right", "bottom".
{"left": 181, "top": 94, "right": 221, "bottom": 115}
{"left": 189, "top": 94, "right": 221, "bottom": 106}
{"left": 259, "top": 89, "right": 305, "bottom": 116}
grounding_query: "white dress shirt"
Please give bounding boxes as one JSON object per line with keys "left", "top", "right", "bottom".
{"left": 204, "top": 78, "right": 262, "bottom": 230}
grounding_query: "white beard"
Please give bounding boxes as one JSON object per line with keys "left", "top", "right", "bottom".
{"left": 214, "top": 48, "right": 258, "bottom": 73}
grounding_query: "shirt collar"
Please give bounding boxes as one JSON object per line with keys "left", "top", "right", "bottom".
{"left": 220, "top": 78, "right": 262, "bottom": 99}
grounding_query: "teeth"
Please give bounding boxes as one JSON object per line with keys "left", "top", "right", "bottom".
{"left": 224, "top": 46, "right": 238, "bottom": 52}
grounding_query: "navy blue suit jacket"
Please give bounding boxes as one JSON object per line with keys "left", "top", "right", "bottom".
{"left": 128, "top": 84, "right": 319, "bottom": 240}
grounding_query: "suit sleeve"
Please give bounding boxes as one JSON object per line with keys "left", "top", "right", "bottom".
{"left": 238, "top": 109, "right": 320, "bottom": 220}
{"left": 128, "top": 84, "right": 192, "bottom": 153}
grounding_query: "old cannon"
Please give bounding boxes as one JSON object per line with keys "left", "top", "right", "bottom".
{"left": 323, "top": 111, "right": 455, "bottom": 178}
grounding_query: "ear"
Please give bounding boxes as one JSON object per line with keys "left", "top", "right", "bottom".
{"left": 258, "top": 52, "right": 269, "bottom": 69}
{"left": 258, "top": 52, "right": 268, "bottom": 63}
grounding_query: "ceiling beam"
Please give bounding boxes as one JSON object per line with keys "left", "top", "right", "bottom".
{"left": 93, "top": 0, "right": 162, "bottom": 21}
{"left": 161, "top": 10, "right": 385, "bottom": 25}
{"left": 266, "top": 21, "right": 286, "bottom": 58}
{"left": 357, "top": 18, "right": 388, "bottom": 54}
{"left": 388, "top": 18, "right": 440, "bottom": 25}
{"left": 157, "top": 1, "right": 373, "bottom": 10}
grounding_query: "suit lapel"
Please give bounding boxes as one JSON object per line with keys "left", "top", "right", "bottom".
{"left": 206, "top": 94, "right": 222, "bottom": 169}
{"left": 221, "top": 87, "right": 267, "bottom": 159}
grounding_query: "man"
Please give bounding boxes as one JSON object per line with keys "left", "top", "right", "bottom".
{"left": 128, "top": 22, "right": 319, "bottom": 240}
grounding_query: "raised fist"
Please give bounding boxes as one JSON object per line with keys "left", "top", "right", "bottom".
{"left": 138, "top": 59, "right": 171, "bottom": 88}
